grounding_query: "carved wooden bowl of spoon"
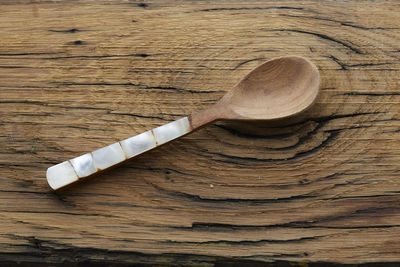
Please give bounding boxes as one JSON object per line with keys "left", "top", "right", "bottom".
{"left": 47, "top": 55, "right": 320, "bottom": 190}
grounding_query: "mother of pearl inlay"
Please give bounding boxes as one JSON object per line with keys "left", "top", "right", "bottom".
{"left": 70, "top": 153, "right": 96, "bottom": 178}
{"left": 120, "top": 130, "right": 156, "bottom": 158}
{"left": 152, "top": 117, "right": 190, "bottom": 145}
{"left": 46, "top": 161, "right": 78, "bottom": 190}
{"left": 47, "top": 117, "right": 192, "bottom": 190}
{"left": 92, "top": 142, "right": 126, "bottom": 170}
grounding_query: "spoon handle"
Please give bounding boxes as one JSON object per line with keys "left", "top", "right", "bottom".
{"left": 47, "top": 117, "right": 193, "bottom": 190}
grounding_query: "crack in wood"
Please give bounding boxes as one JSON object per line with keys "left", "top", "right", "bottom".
{"left": 269, "top": 29, "right": 363, "bottom": 54}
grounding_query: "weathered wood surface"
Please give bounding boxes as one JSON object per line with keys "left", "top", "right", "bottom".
{"left": 1, "top": 0, "right": 400, "bottom": 265}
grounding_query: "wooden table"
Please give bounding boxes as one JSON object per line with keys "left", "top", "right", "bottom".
{"left": 1, "top": 0, "right": 399, "bottom": 265}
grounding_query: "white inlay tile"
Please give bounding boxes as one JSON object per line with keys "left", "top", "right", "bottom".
{"left": 70, "top": 153, "right": 96, "bottom": 178}
{"left": 120, "top": 130, "right": 156, "bottom": 158}
{"left": 152, "top": 117, "right": 190, "bottom": 145}
{"left": 46, "top": 161, "right": 78, "bottom": 190}
{"left": 92, "top": 142, "right": 126, "bottom": 170}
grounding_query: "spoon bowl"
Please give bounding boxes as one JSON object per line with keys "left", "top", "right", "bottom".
{"left": 219, "top": 56, "right": 320, "bottom": 120}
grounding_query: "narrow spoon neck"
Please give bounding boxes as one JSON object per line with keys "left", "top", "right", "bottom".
{"left": 189, "top": 103, "right": 226, "bottom": 130}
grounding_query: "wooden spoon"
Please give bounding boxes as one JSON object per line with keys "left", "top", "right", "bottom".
{"left": 47, "top": 56, "right": 320, "bottom": 190}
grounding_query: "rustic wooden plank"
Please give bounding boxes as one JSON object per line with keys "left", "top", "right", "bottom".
{"left": 0, "top": 0, "right": 399, "bottom": 265}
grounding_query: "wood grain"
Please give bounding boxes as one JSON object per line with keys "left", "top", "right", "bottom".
{"left": 1, "top": 0, "right": 400, "bottom": 265}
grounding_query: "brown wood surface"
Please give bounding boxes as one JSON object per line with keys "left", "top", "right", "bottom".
{"left": 1, "top": 0, "right": 400, "bottom": 265}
